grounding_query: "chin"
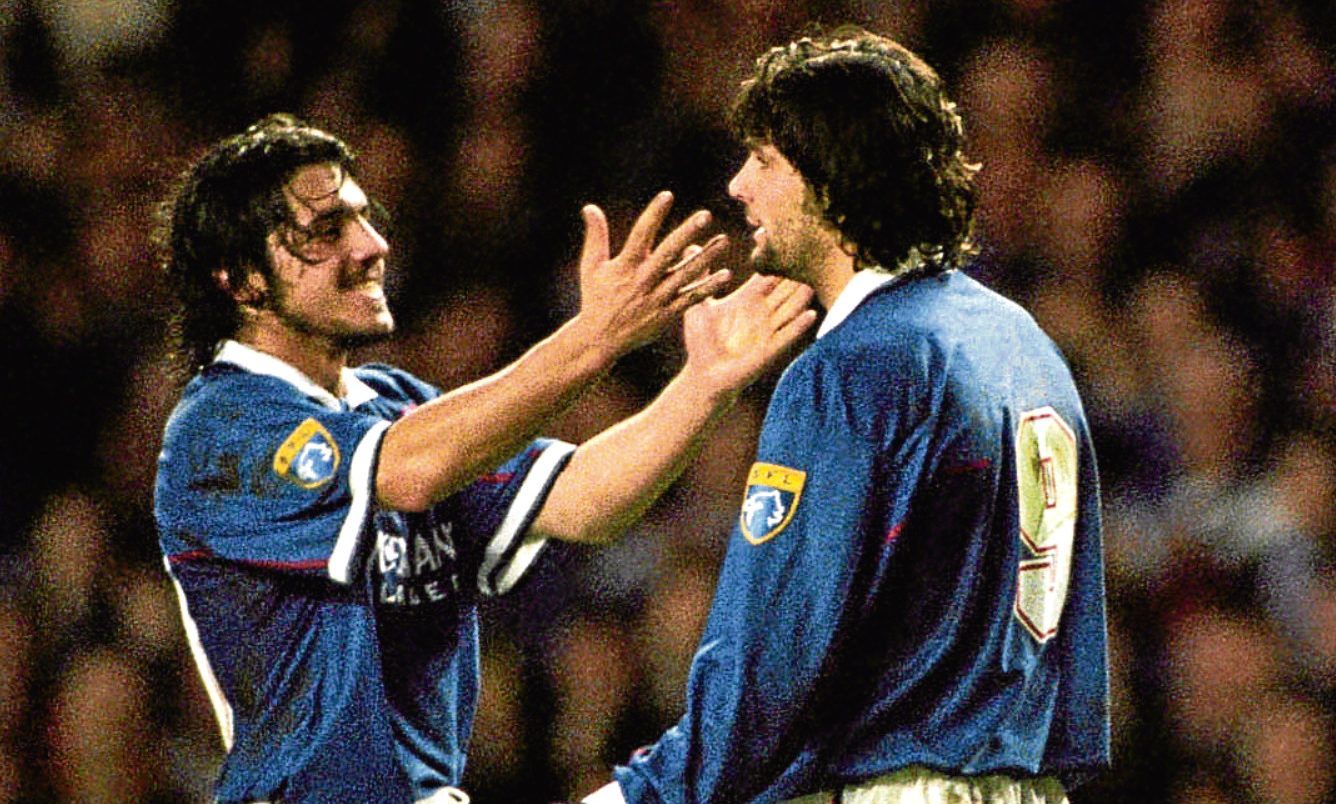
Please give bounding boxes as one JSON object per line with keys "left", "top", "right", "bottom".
{"left": 752, "top": 246, "right": 798, "bottom": 280}
{"left": 340, "top": 321, "right": 395, "bottom": 349}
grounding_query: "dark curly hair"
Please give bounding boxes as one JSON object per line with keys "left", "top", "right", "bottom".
{"left": 156, "top": 113, "right": 356, "bottom": 376}
{"left": 731, "top": 26, "right": 980, "bottom": 274}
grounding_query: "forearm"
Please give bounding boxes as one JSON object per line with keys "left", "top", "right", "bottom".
{"left": 531, "top": 366, "right": 738, "bottom": 544}
{"left": 376, "top": 316, "right": 617, "bottom": 511}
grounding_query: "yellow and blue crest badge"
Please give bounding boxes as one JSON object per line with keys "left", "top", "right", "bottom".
{"left": 739, "top": 462, "right": 806, "bottom": 545}
{"left": 273, "top": 418, "right": 340, "bottom": 489}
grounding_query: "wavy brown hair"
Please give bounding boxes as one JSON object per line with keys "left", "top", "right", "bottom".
{"left": 155, "top": 113, "right": 356, "bottom": 376}
{"left": 731, "top": 26, "right": 980, "bottom": 274}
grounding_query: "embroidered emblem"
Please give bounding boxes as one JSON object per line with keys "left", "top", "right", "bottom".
{"left": 273, "top": 418, "right": 340, "bottom": 488}
{"left": 739, "top": 462, "right": 806, "bottom": 545}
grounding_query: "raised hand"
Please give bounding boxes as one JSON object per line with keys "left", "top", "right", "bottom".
{"left": 681, "top": 273, "right": 818, "bottom": 396}
{"left": 574, "top": 191, "right": 733, "bottom": 356}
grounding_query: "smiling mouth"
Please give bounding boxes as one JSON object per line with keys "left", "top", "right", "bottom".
{"left": 347, "top": 278, "right": 385, "bottom": 300}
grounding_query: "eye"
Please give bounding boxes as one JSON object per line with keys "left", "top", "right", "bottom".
{"left": 281, "top": 211, "right": 355, "bottom": 263}
{"left": 308, "top": 216, "right": 346, "bottom": 242}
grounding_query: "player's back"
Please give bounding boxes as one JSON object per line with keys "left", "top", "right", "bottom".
{"left": 808, "top": 269, "right": 1109, "bottom": 787}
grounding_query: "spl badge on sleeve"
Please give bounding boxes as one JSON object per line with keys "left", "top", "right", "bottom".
{"left": 273, "top": 417, "right": 340, "bottom": 489}
{"left": 740, "top": 462, "right": 806, "bottom": 545}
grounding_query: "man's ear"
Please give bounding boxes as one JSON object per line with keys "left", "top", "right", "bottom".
{"left": 213, "top": 267, "right": 268, "bottom": 306}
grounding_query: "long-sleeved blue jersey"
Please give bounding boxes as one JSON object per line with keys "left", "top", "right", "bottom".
{"left": 615, "top": 269, "right": 1110, "bottom": 802}
{"left": 155, "top": 340, "right": 573, "bottom": 803}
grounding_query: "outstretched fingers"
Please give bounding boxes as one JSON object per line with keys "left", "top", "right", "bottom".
{"left": 766, "top": 278, "right": 815, "bottom": 318}
{"left": 774, "top": 304, "right": 819, "bottom": 343}
{"left": 764, "top": 281, "right": 817, "bottom": 344}
{"left": 651, "top": 208, "right": 716, "bottom": 272}
{"left": 618, "top": 191, "right": 676, "bottom": 261}
{"left": 733, "top": 275, "right": 816, "bottom": 345}
{"left": 672, "top": 233, "right": 727, "bottom": 271}
{"left": 671, "top": 269, "right": 734, "bottom": 313}
{"left": 726, "top": 273, "right": 780, "bottom": 302}
{"left": 679, "top": 271, "right": 815, "bottom": 391}
{"left": 658, "top": 232, "right": 726, "bottom": 298}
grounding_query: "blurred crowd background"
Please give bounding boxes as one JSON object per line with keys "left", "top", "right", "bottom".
{"left": 0, "top": 0, "right": 1332, "bottom": 801}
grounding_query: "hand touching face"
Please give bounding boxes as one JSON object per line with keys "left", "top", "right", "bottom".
{"left": 681, "top": 273, "right": 817, "bottom": 395}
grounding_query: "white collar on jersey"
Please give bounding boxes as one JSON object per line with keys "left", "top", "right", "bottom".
{"left": 816, "top": 268, "right": 899, "bottom": 339}
{"left": 212, "top": 339, "right": 380, "bottom": 410}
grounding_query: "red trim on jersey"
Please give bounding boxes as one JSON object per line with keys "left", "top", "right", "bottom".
{"left": 242, "top": 558, "right": 330, "bottom": 571}
{"left": 168, "top": 547, "right": 327, "bottom": 571}
{"left": 478, "top": 446, "right": 544, "bottom": 484}
{"left": 941, "top": 458, "right": 991, "bottom": 474}
{"left": 167, "top": 548, "right": 214, "bottom": 564}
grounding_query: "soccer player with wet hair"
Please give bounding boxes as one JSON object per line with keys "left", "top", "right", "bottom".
{"left": 586, "top": 26, "right": 1109, "bottom": 804}
{"left": 154, "top": 113, "right": 815, "bottom": 803}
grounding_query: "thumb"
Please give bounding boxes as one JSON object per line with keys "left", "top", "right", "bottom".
{"left": 579, "top": 204, "right": 610, "bottom": 274}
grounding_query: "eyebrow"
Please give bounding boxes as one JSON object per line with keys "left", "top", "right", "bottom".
{"left": 306, "top": 200, "right": 365, "bottom": 224}
{"left": 287, "top": 189, "right": 372, "bottom": 232}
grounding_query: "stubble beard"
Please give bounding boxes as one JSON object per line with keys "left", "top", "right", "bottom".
{"left": 752, "top": 222, "right": 828, "bottom": 287}
{"left": 333, "top": 325, "right": 394, "bottom": 350}
{"left": 265, "top": 269, "right": 397, "bottom": 351}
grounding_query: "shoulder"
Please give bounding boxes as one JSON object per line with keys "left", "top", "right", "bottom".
{"left": 840, "top": 271, "right": 1058, "bottom": 361}
{"left": 870, "top": 270, "right": 1032, "bottom": 332}
{"left": 163, "top": 364, "right": 328, "bottom": 445}
{"left": 170, "top": 364, "right": 301, "bottom": 420}
{"left": 797, "top": 275, "right": 960, "bottom": 380}
{"left": 784, "top": 270, "right": 1063, "bottom": 400}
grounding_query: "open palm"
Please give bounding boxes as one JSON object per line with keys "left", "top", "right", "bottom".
{"left": 682, "top": 274, "right": 817, "bottom": 393}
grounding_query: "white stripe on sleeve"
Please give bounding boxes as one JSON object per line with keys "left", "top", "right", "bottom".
{"left": 328, "top": 420, "right": 391, "bottom": 584}
{"left": 477, "top": 441, "right": 576, "bottom": 596}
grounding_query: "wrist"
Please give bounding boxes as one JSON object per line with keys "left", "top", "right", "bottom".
{"left": 675, "top": 360, "right": 743, "bottom": 410}
{"left": 554, "top": 314, "right": 621, "bottom": 376}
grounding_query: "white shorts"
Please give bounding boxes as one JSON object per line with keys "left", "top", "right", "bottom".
{"left": 248, "top": 785, "right": 469, "bottom": 804}
{"left": 784, "top": 765, "right": 1069, "bottom": 804}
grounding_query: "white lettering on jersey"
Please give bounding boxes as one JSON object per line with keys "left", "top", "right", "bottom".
{"left": 378, "top": 520, "right": 460, "bottom": 606}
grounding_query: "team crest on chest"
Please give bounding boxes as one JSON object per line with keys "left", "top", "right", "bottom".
{"left": 273, "top": 417, "right": 340, "bottom": 488}
{"left": 740, "top": 462, "right": 806, "bottom": 545}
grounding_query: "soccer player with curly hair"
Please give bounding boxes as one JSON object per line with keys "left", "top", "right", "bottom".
{"left": 586, "top": 26, "right": 1109, "bottom": 804}
{"left": 153, "top": 113, "right": 815, "bottom": 803}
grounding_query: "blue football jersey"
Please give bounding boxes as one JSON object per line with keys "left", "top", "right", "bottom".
{"left": 155, "top": 341, "right": 574, "bottom": 803}
{"left": 615, "top": 270, "right": 1110, "bottom": 802}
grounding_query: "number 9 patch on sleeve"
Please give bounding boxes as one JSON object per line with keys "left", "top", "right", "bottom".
{"left": 273, "top": 417, "right": 341, "bottom": 489}
{"left": 740, "top": 462, "right": 806, "bottom": 545}
{"left": 1013, "top": 406, "right": 1078, "bottom": 642}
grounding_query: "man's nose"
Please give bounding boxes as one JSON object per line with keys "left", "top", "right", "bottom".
{"left": 727, "top": 158, "right": 753, "bottom": 202}
{"left": 349, "top": 215, "right": 389, "bottom": 260}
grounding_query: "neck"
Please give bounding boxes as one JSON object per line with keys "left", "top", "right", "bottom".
{"left": 810, "top": 248, "right": 859, "bottom": 310}
{"left": 236, "top": 321, "right": 348, "bottom": 395}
